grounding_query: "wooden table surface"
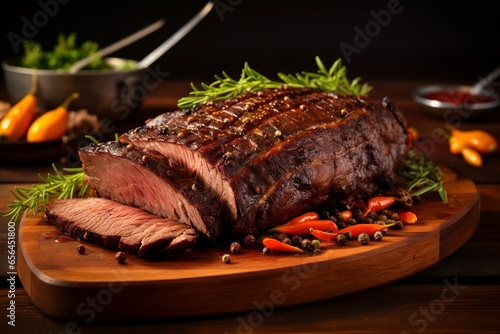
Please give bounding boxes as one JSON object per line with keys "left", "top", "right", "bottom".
{"left": 0, "top": 80, "right": 499, "bottom": 333}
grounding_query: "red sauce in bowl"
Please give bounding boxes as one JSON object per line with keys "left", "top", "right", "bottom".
{"left": 423, "top": 90, "right": 496, "bottom": 105}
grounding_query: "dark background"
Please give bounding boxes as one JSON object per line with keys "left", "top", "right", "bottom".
{"left": 1, "top": 0, "right": 499, "bottom": 83}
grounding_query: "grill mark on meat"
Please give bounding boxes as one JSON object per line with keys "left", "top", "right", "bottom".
{"left": 116, "top": 87, "right": 406, "bottom": 237}
{"left": 46, "top": 198, "right": 198, "bottom": 257}
{"left": 120, "top": 88, "right": 346, "bottom": 223}
{"left": 79, "top": 141, "right": 221, "bottom": 240}
{"left": 229, "top": 104, "right": 407, "bottom": 236}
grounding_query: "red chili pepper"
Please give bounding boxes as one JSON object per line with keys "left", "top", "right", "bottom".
{"left": 268, "top": 219, "right": 338, "bottom": 235}
{"left": 363, "top": 196, "right": 397, "bottom": 217}
{"left": 310, "top": 228, "right": 338, "bottom": 242}
{"left": 339, "top": 210, "right": 352, "bottom": 222}
{"left": 398, "top": 211, "right": 418, "bottom": 224}
{"left": 338, "top": 223, "right": 393, "bottom": 238}
{"left": 284, "top": 212, "right": 319, "bottom": 225}
{"left": 349, "top": 199, "right": 366, "bottom": 210}
{"left": 262, "top": 237, "right": 304, "bottom": 253}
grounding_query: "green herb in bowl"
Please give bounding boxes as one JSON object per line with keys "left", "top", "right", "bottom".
{"left": 21, "top": 33, "right": 114, "bottom": 71}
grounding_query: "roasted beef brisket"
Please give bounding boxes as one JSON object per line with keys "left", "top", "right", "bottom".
{"left": 119, "top": 87, "right": 408, "bottom": 237}
{"left": 46, "top": 198, "right": 198, "bottom": 257}
{"left": 79, "top": 141, "right": 221, "bottom": 240}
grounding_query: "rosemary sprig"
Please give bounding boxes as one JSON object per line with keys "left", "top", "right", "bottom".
{"left": 278, "top": 57, "right": 372, "bottom": 96}
{"left": 4, "top": 164, "right": 87, "bottom": 222}
{"left": 177, "top": 62, "right": 283, "bottom": 109}
{"left": 177, "top": 56, "right": 372, "bottom": 109}
{"left": 402, "top": 150, "right": 448, "bottom": 202}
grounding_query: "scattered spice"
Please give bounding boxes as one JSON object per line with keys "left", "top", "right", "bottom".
{"left": 338, "top": 224, "right": 392, "bottom": 238}
{"left": 373, "top": 231, "right": 384, "bottom": 242}
{"left": 115, "top": 251, "right": 126, "bottom": 264}
{"left": 230, "top": 242, "right": 241, "bottom": 254}
{"left": 393, "top": 220, "right": 404, "bottom": 230}
{"left": 291, "top": 235, "right": 303, "bottom": 246}
{"left": 65, "top": 109, "right": 99, "bottom": 142}
{"left": 277, "top": 233, "right": 288, "bottom": 241}
{"left": 301, "top": 239, "right": 313, "bottom": 252}
{"left": 221, "top": 254, "right": 232, "bottom": 263}
{"left": 358, "top": 232, "right": 370, "bottom": 245}
{"left": 76, "top": 244, "right": 85, "bottom": 254}
{"left": 336, "top": 233, "right": 348, "bottom": 245}
{"left": 243, "top": 234, "right": 256, "bottom": 246}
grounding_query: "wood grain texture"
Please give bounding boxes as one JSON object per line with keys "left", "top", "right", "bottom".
{"left": 17, "top": 170, "right": 480, "bottom": 321}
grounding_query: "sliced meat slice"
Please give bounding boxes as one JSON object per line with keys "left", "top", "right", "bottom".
{"left": 79, "top": 141, "right": 221, "bottom": 240}
{"left": 46, "top": 197, "right": 198, "bottom": 257}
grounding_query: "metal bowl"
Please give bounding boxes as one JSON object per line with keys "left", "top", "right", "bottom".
{"left": 412, "top": 84, "right": 500, "bottom": 120}
{"left": 2, "top": 58, "right": 148, "bottom": 121}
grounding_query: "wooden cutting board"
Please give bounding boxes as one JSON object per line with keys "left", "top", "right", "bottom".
{"left": 18, "top": 167, "right": 480, "bottom": 321}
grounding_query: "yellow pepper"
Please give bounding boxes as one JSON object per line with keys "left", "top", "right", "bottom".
{"left": 26, "top": 92, "right": 79, "bottom": 143}
{"left": 461, "top": 147, "right": 482, "bottom": 167}
{"left": 449, "top": 136, "right": 464, "bottom": 155}
{"left": 451, "top": 129, "right": 497, "bottom": 154}
{"left": 0, "top": 71, "right": 38, "bottom": 141}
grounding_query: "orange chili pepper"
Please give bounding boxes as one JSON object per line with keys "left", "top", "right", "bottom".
{"left": 339, "top": 210, "right": 352, "bottom": 222}
{"left": 0, "top": 71, "right": 37, "bottom": 140}
{"left": 363, "top": 196, "right": 397, "bottom": 216}
{"left": 268, "top": 219, "right": 338, "bottom": 235}
{"left": 310, "top": 228, "right": 338, "bottom": 242}
{"left": 262, "top": 237, "right": 304, "bottom": 253}
{"left": 449, "top": 136, "right": 465, "bottom": 155}
{"left": 451, "top": 129, "right": 497, "bottom": 154}
{"left": 407, "top": 126, "right": 418, "bottom": 147}
{"left": 284, "top": 212, "right": 319, "bottom": 225}
{"left": 461, "top": 147, "right": 482, "bottom": 167}
{"left": 338, "top": 224, "right": 393, "bottom": 238}
{"left": 398, "top": 211, "right": 418, "bottom": 224}
{"left": 27, "top": 92, "right": 79, "bottom": 142}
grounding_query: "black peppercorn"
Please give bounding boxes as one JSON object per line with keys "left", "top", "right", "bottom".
{"left": 301, "top": 239, "right": 313, "bottom": 251}
{"left": 336, "top": 233, "right": 348, "bottom": 245}
{"left": 76, "top": 244, "right": 85, "bottom": 254}
{"left": 291, "top": 235, "right": 303, "bottom": 246}
{"left": 115, "top": 251, "right": 126, "bottom": 264}
{"left": 373, "top": 231, "right": 384, "bottom": 241}
{"left": 358, "top": 232, "right": 370, "bottom": 245}
{"left": 230, "top": 242, "right": 241, "bottom": 254}
{"left": 243, "top": 234, "right": 256, "bottom": 246}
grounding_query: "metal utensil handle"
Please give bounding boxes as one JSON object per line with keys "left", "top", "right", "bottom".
{"left": 138, "top": 1, "right": 214, "bottom": 68}
{"left": 470, "top": 66, "right": 500, "bottom": 94}
{"left": 68, "top": 19, "right": 166, "bottom": 73}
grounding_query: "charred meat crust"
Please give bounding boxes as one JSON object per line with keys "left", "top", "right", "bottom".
{"left": 120, "top": 87, "right": 407, "bottom": 236}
